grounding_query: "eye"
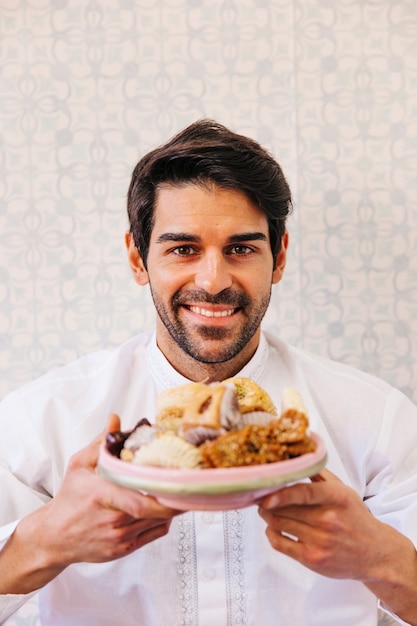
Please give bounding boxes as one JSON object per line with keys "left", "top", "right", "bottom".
{"left": 172, "top": 245, "right": 197, "bottom": 256}
{"left": 228, "top": 244, "right": 253, "bottom": 256}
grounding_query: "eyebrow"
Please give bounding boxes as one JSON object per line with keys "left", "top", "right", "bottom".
{"left": 156, "top": 232, "right": 268, "bottom": 244}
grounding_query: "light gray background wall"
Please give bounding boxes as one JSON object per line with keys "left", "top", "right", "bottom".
{"left": 1, "top": 1, "right": 415, "bottom": 624}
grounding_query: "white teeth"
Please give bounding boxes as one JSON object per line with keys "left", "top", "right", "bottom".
{"left": 189, "top": 306, "right": 234, "bottom": 318}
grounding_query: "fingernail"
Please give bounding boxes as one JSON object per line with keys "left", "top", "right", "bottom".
{"left": 264, "top": 492, "right": 281, "bottom": 509}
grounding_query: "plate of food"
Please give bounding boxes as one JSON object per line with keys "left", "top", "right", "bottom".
{"left": 98, "top": 377, "right": 327, "bottom": 511}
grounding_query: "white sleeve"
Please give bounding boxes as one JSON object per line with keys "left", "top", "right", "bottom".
{"left": 0, "top": 521, "right": 40, "bottom": 623}
{"left": 0, "top": 592, "right": 38, "bottom": 625}
{"left": 378, "top": 601, "right": 413, "bottom": 626}
{"left": 0, "top": 392, "right": 53, "bottom": 622}
{"left": 365, "top": 388, "right": 417, "bottom": 626}
{"left": 0, "top": 389, "right": 53, "bottom": 519}
{"left": 364, "top": 388, "right": 417, "bottom": 544}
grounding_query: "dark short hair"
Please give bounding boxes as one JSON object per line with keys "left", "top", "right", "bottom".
{"left": 127, "top": 119, "right": 292, "bottom": 268}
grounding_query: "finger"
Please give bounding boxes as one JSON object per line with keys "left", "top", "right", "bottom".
{"left": 100, "top": 481, "right": 179, "bottom": 520}
{"left": 117, "top": 516, "right": 174, "bottom": 538}
{"left": 260, "top": 481, "right": 328, "bottom": 510}
{"left": 69, "top": 438, "right": 102, "bottom": 471}
{"left": 261, "top": 469, "right": 345, "bottom": 510}
{"left": 127, "top": 520, "right": 173, "bottom": 552}
{"left": 310, "top": 468, "right": 341, "bottom": 483}
{"left": 81, "top": 519, "right": 174, "bottom": 562}
{"left": 309, "top": 473, "right": 327, "bottom": 483}
{"left": 264, "top": 525, "right": 308, "bottom": 561}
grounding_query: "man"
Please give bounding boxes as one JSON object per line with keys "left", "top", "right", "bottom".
{"left": 0, "top": 119, "right": 416, "bottom": 626}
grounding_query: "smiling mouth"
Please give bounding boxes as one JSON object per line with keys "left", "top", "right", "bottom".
{"left": 187, "top": 305, "right": 238, "bottom": 318}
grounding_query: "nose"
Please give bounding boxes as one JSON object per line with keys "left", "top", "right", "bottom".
{"left": 194, "top": 250, "right": 233, "bottom": 294}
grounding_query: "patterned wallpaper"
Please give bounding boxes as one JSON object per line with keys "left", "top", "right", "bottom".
{"left": 1, "top": 1, "right": 416, "bottom": 624}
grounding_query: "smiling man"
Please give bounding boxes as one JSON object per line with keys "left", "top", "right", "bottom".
{"left": 1, "top": 120, "right": 417, "bottom": 626}
{"left": 126, "top": 183, "right": 287, "bottom": 381}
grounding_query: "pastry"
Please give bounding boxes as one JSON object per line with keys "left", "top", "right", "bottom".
{"left": 109, "top": 378, "right": 316, "bottom": 470}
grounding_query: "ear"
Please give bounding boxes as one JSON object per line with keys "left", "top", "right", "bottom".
{"left": 271, "top": 231, "right": 288, "bottom": 285}
{"left": 125, "top": 232, "right": 149, "bottom": 286}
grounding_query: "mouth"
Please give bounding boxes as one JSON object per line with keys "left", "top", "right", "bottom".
{"left": 173, "top": 289, "right": 248, "bottom": 324}
{"left": 187, "top": 305, "right": 239, "bottom": 318}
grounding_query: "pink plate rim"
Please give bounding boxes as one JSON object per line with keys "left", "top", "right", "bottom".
{"left": 98, "top": 432, "right": 327, "bottom": 492}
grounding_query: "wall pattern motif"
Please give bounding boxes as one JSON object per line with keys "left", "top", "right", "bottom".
{"left": 1, "top": 1, "right": 416, "bottom": 624}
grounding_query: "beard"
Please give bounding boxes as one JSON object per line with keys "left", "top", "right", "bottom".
{"left": 149, "top": 286, "right": 271, "bottom": 364}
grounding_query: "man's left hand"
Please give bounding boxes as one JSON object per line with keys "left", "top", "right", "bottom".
{"left": 258, "top": 469, "right": 388, "bottom": 580}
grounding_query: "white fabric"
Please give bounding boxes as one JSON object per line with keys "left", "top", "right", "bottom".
{"left": 1, "top": 330, "right": 417, "bottom": 625}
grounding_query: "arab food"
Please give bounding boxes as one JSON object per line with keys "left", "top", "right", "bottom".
{"left": 105, "top": 377, "right": 316, "bottom": 470}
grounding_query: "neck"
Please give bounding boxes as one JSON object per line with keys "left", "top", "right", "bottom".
{"left": 155, "top": 330, "right": 260, "bottom": 383}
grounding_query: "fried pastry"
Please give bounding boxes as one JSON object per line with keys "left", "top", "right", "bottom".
{"left": 224, "top": 377, "right": 277, "bottom": 415}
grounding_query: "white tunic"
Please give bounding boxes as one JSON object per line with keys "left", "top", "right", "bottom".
{"left": 1, "top": 330, "right": 416, "bottom": 625}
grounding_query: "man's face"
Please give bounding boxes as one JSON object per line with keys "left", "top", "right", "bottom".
{"left": 128, "top": 183, "right": 287, "bottom": 378}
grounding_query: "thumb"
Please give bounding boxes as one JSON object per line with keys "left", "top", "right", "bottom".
{"left": 71, "top": 413, "right": 122, "bottom": 471}
{"left": 105, "top": 412, "right": 121, "bottom": 435}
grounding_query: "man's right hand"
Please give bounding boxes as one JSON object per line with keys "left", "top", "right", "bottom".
{"left": 0, "top": 414, "right": 179, "bottom": 595}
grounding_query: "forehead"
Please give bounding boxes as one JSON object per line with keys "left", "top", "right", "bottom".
{"left": 152, "top": 183, "right": 268, "bottom": 234}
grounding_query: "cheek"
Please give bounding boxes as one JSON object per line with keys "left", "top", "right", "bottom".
{"left": 147, "top": 266, "right": 187, "bottom": 295}
{"left": 243, "top": 265, "right": 274, "bottom": 292}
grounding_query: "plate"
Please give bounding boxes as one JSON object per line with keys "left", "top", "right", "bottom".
{"left": 98, "top": 432, "right": 327, "bottom": 511}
